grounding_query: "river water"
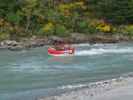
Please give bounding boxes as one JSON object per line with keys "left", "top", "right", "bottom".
{"left": 0, "top": 42, "right": 133, "bottom": 100}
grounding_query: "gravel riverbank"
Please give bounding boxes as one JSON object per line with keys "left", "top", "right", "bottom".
{"left": 39, "top": 76, "right": 133, "bottom": 100}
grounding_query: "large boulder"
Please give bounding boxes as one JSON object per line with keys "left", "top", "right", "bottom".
{"left": 8, "top": 45, "right": 25, "bottom": 51}
{"left": 49, "top": 36, "right": 63, "bottom": 41}
{"left": 70, "top": 33, "right": 88, "bottom": 43}
{"left": 31, "top": 36, "right": 48, "bottom": 47}
{"left": 30, "top": 38, "right": 48, "bottom": 47}
{"left": 1, "top": 40, "right": 19, "bottom": 46}
{"left": 20, "top": 36, "right": 48, "bottom": 48}
{"left": 48, "top": 36, "right": 64, "bottom": 44}
{"left": 90, "top": 35, "right": 119, "bottom": 43}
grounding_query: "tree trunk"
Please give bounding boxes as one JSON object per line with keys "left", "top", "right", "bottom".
{"left": 25, "top": 15, "right": 31, "bottom": 33}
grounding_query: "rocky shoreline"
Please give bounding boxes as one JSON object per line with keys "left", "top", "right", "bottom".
{"left": 39, "top": 76, "right": 133, "bottom": 100}
{"left": 0, "top": 33, "right": 131, "bottom": 51}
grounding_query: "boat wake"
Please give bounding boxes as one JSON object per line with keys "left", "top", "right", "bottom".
{"left": 75, "top": 47, "right": 133, "bottom": 56}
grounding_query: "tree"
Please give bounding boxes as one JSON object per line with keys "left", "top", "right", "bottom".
{"left": 21, "top": 0, "right": 39, "bottom": 33}
{"left": 88, "top": 0, "right": 133, "bottom": 24}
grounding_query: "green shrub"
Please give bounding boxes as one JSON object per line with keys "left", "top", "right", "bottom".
{"left": 125, "top": 25, "right": 133, "bottom": 36}
{"left": 77, "top": 20, "right": 98, "bottom": 34}
{"left": 37, "top": 22, "right": 55, "bottom": 36}
{"left": 6, "top": 12, "right": 22, "bottom": 24}
{"left": 88, "top": 25, "right": 98, "bottom": 34}
{"left": 77, "top": 20, "right": 88, "bottom": 33}
{"left": 55, "top": 24, "right": 69, "bottom": 37}
{"left": 0, "top": 32, "right": 10, "bottom": 41}
{"left": 115, "top": 25, "right": 133, "bottom": 36}
{"left": 38, "top": 28, "right": 54, "bottom": 36}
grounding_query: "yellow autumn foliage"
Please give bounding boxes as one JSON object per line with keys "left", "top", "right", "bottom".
{"left": 58, "top": 1, "right": 85, "bottom": 16}
{"left": 42, "top": 22, "right": 54, "bottom": 32}
{"left": 58, "top": 2, "right": 84, "bottom": 10}
{"left": 96, "top": 24, "right": 111, "bottom": 32}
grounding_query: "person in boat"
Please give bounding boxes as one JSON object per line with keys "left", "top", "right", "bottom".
{"left": 64, "top": 42, "right": 75, "bottom": 54}
{"left": 53, "top": 40, "right": 65, "bottom": 50}
{"left": 53, "top": 40, "right": 71, "bottom": 51}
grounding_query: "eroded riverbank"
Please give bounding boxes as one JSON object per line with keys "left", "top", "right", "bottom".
{"left": 0, "top": 33, "right": 131, "bottom": 51}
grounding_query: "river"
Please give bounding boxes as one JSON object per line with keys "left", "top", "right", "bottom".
{"left": 0, "top": 42, "right": 133, "bottom": 100}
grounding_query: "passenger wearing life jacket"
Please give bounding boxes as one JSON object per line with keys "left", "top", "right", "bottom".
{"left": 64, "top": 42, "right": 74, "bottom": 54}
{"left": 53, "top": 40, "right": 64, "bottom": 50}
{"left": 48, "top": 40, "right": 75, "bottom": 56}
{"left": 53, "top": 40, "right": 71, "bottom": 51}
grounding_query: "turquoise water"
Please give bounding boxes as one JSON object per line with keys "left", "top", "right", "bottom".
{"left": 0, "top": 42, "right": 133, "bottom": 100}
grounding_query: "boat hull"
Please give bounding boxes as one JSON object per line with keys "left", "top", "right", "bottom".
{"left": 48, "top": 47, "right": 75, "bottom": 56}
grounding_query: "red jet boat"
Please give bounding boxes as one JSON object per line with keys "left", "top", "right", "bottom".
{"left": 48, "top": 47, "right": 75, "bottom": 56}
